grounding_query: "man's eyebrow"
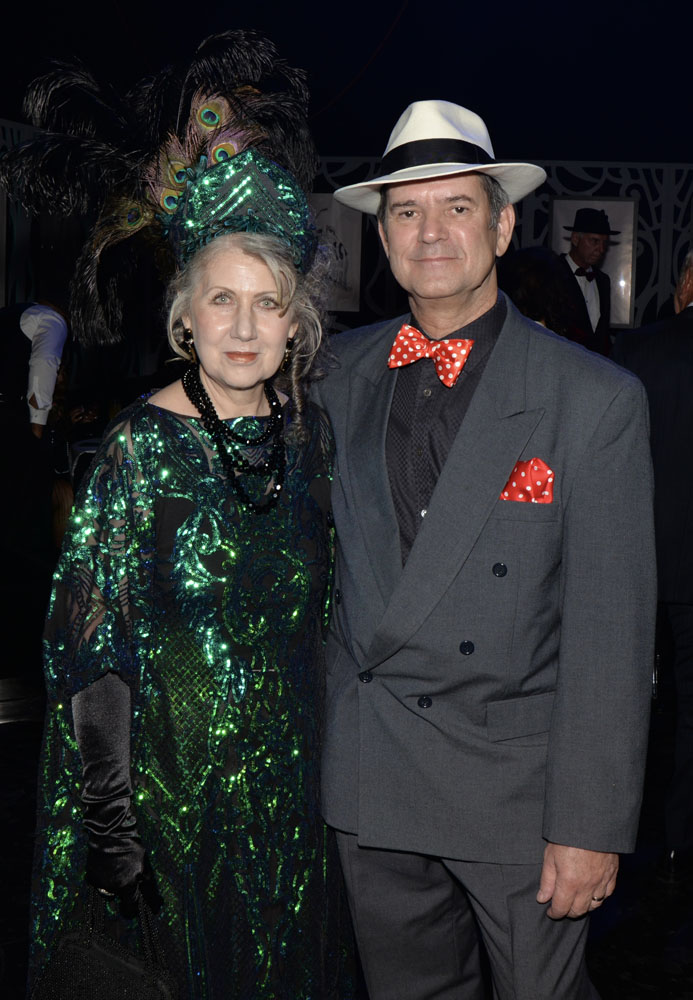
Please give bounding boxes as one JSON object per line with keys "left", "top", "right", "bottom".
{"left": 388, "top": 198, "right": 418, "bottom": 210}
{"left": 388, "top": 193, "right": 477, "bottom": 211}
{"left": 443, "top": 194, "right": 476, "bottom": 205}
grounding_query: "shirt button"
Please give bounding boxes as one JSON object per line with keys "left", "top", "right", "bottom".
{"left": 459, "top": 640, "right": 475, "bottom": 655}
{"left": 423, "top": 388, "right": 432, "bottom": 398}
{"left": 359, "top": 670, "right": 373, "bottom": 683}
{"left": 421, "top": 509, "right": 427, "bottom": 518}
{"left": 334, "top": 588, "right": 342, "bottom": 604}
{"left": 415, "top": 447, "right": 423, "bottom": 457}
{"left": 492, "top": 563, "right": 508, "bottom": 577}
{"left": 417, "top": 695, "right": 432, "bottom": 709}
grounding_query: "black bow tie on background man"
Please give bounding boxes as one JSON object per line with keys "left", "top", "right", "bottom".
{"left": 575, "top": 267, "right": 596, "bottom": 281}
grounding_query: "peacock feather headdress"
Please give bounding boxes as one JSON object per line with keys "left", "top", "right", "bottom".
{"left": 0, "top": 31, "right": 318, "bottom": 345}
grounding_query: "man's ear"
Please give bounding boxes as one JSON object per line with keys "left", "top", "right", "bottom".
{"left": 675, "top": 268, "right": 693, "bottom": 313}
{"left": 378, "top": 219, "right": 390, "bottom": 260}
{"left": 495, "top": 203, "right": 515, "bottom": 259}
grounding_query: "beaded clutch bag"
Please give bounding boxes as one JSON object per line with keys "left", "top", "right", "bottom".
{"left": 31, "top": 886, "right": 178, "bottom": 1000}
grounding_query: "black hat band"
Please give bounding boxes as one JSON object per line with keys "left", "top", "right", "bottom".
{"left": 380, "top": 138, "right": 495, "bottom": 175}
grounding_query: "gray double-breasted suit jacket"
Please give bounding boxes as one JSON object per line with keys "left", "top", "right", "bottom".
{"left": 312, "top": 296, "right": 656, "bottom": 866}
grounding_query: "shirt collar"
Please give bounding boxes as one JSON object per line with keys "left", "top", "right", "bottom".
{"left": 410, "top": 295, "right": 506, "bottom": 375}
{"left": 566, "top": 253, "right": 591, "bottom": 277}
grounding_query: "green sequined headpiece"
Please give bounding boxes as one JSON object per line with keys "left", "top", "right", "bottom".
{"left": 162, "top": 150, "right": 317, "bottom": 274}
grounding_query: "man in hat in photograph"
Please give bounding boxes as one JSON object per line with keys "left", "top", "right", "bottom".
{"left": 312, "top": 99, "right": 655, "bottom": 999}
{"left": 560, "top": 207, "right": 619, "bottom": 356}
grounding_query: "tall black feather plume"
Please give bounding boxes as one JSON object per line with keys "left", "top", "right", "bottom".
{"left": 2, "top": 61, "right": 147, "bottom": 218}
{"left": 24, "top": 62, "right": 133, "bottom": 145}
{"left": 0, "top": 134, "right": 138, "bottom": 215}
{"left": 126, "top": 65, "right": 182, "bottom": 163}
{"left": 68, "top": 195, "right": 158, "bottom": 345}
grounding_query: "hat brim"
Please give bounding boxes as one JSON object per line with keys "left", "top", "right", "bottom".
{"left": 563, "top": 225, "right": 621, "bottom": 235}
{"left": 334, "top": 161, "right": 547, "bottom": 214}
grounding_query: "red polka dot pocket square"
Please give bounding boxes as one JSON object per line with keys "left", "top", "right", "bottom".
{"left": 500, "top": 458, "right": 554, "bottom": 503}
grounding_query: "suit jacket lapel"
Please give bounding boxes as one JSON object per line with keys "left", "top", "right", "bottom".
{"left": 365, "top": 307, "right": 545, "bottom": 668}
{"left": 595, "top": 269, "right": 610, "bottom": 331}
{"left": 561, "top": 254, "right": 592, "bottom": 333}
{"left": 342, "top": 319, "right": 403, "bottom": 604}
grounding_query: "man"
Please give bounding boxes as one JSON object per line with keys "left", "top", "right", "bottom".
{"left": 614, "top": 251, "right": 693, "bottom": 880}
{"left": 559, "top": 207, "right": 617, "bottom": 356}
{"left": 0, "top": 300, "right": 66, "bottom": 721}
{"left": 312, "top": 100, "right": 656, "bottom": 999}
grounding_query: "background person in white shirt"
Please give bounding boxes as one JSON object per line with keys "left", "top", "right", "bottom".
{"left": 559, "top": 207, "right": 617, "bottom": 356}
{"left": 0, "top": 301, "right": 68, "bottom": 437}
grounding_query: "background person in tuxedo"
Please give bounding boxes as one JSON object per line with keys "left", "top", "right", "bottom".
{"left": 614, "top": 250, "right": 693, "bottom": 880}
{"left": 313, "top": 100, "right": 656, "bottom": 1000}
{"left": 559, "top": 207, "right": 617, "bottom": 356}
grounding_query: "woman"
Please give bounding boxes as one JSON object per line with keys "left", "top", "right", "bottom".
{"left": 21, "top": 32, "right": 356, "bottom": 1000}
{"left": 32, "top": 228, "right": 350, "bottom": 999}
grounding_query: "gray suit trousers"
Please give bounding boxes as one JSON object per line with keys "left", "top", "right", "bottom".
{"left": 337, "top": 832, "right": 600, "bottom": 1000}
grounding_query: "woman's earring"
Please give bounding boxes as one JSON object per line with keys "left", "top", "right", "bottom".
{"left": 280, "top": 338, "right": 294, "bottom": 374}
{"left": 182, "top": 328, "right": 198, "bottom": 364}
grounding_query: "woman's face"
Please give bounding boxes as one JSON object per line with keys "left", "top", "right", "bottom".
{"left": 182, "top": 245, "right": 297, "bottom": 402}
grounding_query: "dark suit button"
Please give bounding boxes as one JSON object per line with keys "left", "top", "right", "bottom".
{"left": 334, "top": 588, "right": 342, "bottom": 605}
{"left": 492, "top": 562, "right": 508, "bottom": 577}
{"left": 359, "top": 670, "right": 373, "bottom": 683}
{"left": 417, "top": 696, "right": 432, "bottom": 709}
{"left": 459, "top": 640, "right": 475, "bottom": 655}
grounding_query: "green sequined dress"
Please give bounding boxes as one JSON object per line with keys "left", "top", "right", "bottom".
{"left": 32, "top": 396, "right": 353, "bottom": 999}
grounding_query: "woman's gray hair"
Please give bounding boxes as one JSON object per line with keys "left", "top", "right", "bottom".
{"left": 166, "top": 232, "right": 328, "bottom": 431}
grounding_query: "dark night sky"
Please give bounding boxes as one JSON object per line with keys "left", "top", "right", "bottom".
{"left": 0, "top": 0, "right": 689, "bottom": 164}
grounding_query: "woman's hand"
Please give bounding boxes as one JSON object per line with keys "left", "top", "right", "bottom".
{"left": 88, "top": 849, "right": 162, "bottom": 917}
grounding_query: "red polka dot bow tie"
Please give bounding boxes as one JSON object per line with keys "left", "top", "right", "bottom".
{"left": 387, "top": 324, "right": 474, "bottom": 387}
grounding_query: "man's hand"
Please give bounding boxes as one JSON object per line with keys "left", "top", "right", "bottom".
{"left": 536, "top": 843, "right": 618, "bottom": 919}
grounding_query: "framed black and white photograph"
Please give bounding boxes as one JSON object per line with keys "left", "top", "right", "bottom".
{"left": 309, "top": 194, "right": 361, "bottom": 312}
{"left": 550, "top": 197, "right": 638, "bottom": 328}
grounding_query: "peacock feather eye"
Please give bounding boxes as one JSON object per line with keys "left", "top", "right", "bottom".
{"left": 167, "top": 160, "right": 189, "bottom": 188}
{"left": 161, "top": 189, "right": 181, "bottom": 213}
{"left": 210, "top": 142, "right": 237, "bottom": 164}
{"left": 196, "top": 100, "right": 225, "bottom": 130}
{"left": 113, "top": 198, "right": 150, "bottom": 231}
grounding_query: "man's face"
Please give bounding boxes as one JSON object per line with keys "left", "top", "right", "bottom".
{"left": 570, "top": 232, "right": 609, "bottom": 269}
{"left": 378, "top": 173, "right": 514, "bottom": 325}
{"left": 674, "top": 266, "right": 693, "bottom": 314}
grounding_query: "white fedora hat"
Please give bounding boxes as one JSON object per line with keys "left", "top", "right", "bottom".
{"left": 334, "top": 100, "right": 546, "bottom": 214}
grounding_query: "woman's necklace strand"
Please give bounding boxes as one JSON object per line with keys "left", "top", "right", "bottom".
{"left": 182, "top": 364, "right": 285, "bottom": 514}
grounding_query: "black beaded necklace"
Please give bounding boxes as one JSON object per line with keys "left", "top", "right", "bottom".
{"left": 182, "top": 364, "right": 285, "bottom": 514}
